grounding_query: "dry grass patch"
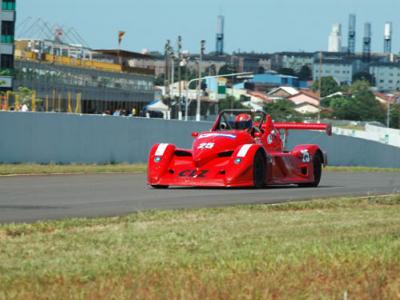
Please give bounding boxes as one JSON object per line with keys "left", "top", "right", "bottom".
{"left": 0, "top": 163, "right": 146, "bottom": 176}
{"left": 1, "top": 195, "right": 400, "bottom": 299}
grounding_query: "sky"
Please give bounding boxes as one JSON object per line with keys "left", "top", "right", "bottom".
{"left": 17, "top": 0, "right": 400, "bottom": 54}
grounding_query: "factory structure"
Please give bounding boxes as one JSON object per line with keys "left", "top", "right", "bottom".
{"left": 317, "top": 14, "right": 400, "bottom": 90}
{"left": 328, "top": 14, "right": 394, "bottom": 57}
{"left": 215, "top": 15, "right": 224, "bottom": 55}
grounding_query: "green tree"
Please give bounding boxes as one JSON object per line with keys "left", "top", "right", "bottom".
{"left": 297, "top": 65, "right": 312, "bottom": 81}
{"left": 311, "top": 76, "right": 340, "bottom": 97}
{"left": 389, "top": 103, "right": 400, "bottom": 129}
{"left": 264, "top": 100, "right": 303, "bottom": 122}
{"left": 352, "top": 72, "right": 375, "bottom": 85}
{"left": 329, "top": 80, "right": 385, "bottom": 123}
{"left": 278, "top": 68, "right": 296, "bottom": 76}
{"left": 218, "top": 64, "right": 236, "bottom": 75}
{"left": 218, "top": 95, "right": 244, "bottom": 111}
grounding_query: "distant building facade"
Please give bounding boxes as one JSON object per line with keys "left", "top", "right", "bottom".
{"left": 370, "top": 63, "right": 400, "bottom": 91}
{"left": 313, "top": 59, "right": 356, "bottom": 85}
{"left": 271, "top": 52, "right": 314, "bottom": 72}
{"left": 0, "top": 0, "right": 16, "bottom": 91}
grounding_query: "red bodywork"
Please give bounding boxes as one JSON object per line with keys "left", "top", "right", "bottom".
{"left": 147, "top": 111, "right": 331, "bottom": 188}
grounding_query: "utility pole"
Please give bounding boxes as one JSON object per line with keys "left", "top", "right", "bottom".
{"left": 196, "top": 40, "right": 205, "bottom": 122}
{"left": 164, "top": 40, "right": 170, "bottom": 103}
{"left": 177, "top": 36, "right": 182, "bottom": 120}
{"left": 317, "top": 51, "right": 323, "bottom": 123}
{"left": 387, "top": 100, "right": 391, "bottom": 128}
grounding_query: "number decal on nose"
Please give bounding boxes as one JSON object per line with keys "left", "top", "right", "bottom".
{"left": 198, "top": 143, "right": 215, "bottom": 150}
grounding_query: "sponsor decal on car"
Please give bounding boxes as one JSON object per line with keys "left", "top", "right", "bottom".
{"left": 178, "top": 170, "right": 209, "bottom": 178}
{"left": 300, "top": 149, "right": 311, "bottom": 163}
{"left": 198, "top": 133, "right": 236, "bottom": 139}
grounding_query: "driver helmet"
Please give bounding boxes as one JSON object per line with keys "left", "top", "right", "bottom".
{"left": 235, "top": 113, "right": 252, "bottom": 130}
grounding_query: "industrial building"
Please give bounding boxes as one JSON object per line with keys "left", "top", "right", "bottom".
{"left": 0, "top": 0, "right": 16, "bottom": 92}
{"left": 313, "top": 58, "right": 356, "bottom": 85}
{"left": 370, "top": 62, "right": 400, "bottom": 92}
{"left": 215, "top": 15, "right": 224, "bottom": 55}
{"left": 271, "top": 52, "right": 314, "bottom": 73}
{"left": 328, "top": 24, "right": 342, "bottom": 52}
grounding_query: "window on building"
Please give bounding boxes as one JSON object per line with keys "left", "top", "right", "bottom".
{"left": 380, "top": 79, "right": 384, "bottom": 83}
{"left": 1, "top": 21, "right": 15, "bottom": 36}
{"left": 2, "top": 0, "right": 16, "bottom": 10}
{"left": 1, "top": 54, "right": 14, "bottom": 69}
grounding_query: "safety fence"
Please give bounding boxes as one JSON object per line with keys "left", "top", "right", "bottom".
{"left": 1, "top": 111, "right": 400, "bottom": 167}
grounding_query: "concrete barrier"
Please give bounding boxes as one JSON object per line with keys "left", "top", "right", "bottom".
{"left": 0, "top": 112, "right": 210, "bottom": 164}
{"left": 1, "top": 111, "right": 400, "bottom": 167}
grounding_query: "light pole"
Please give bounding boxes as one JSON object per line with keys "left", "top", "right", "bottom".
{"left": 317, "top": 51, "right": 323, "bottom": 123}
{"left": 177, "top": 36, "right": 182, "bottom": 120}
{"left": 387, "top": 100, "right": 391, "bottom": 128}
{"left": 185, "top": 72, "right": 253, "bottom": 121}
{"left": 196, "top": 40, "right": 205, "bottom": 122}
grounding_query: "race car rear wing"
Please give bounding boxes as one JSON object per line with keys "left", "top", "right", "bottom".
{"left": 274, "top": 122, "right": 332, "bottom": 136}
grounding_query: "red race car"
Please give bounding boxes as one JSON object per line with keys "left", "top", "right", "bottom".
{"left": 148, "top": 110, "right": 331, "bottom": 188}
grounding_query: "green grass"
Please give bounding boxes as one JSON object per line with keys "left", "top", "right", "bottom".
{"left": 326, "top": 166, "right": 400, "bottom": 172}
{"left": 0, "top": 163, "right": 146, "bottom": 176}
{"left": 334, "top": 124, "right": 365, "bottom": 131}
{"left": 1, "top": 195, "right": 400, "bottom": 299}
{"left": 0, "top": 163, "right": 399, "bottom": 177}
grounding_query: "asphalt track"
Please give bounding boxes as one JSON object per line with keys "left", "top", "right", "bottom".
{"left": 0, "top": 171, "right": 399, "bottom": 224}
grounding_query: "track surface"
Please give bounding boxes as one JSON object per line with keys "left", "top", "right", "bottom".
{"left": 0, "top": 172, "right": 399, "bottom": 223}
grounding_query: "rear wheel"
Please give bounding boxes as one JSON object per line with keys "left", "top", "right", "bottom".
{"left": 253, "top": 151, "right": 266, "bottom": 188}
{"left": 299, "top": 153, "right": 322, "bottom": 187}
{"left": 151, "top": 185, "right": 169, "bottom": 189}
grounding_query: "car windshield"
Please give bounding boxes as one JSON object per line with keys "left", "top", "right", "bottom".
{"left": 215, "top": 110, "right": 265, "bottom": 131}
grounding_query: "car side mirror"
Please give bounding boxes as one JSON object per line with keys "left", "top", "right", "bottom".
{"left": 191, "top": 132, "right": 199, "bottom": 138}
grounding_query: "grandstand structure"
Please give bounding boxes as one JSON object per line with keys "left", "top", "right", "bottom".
{"left": 13, "top": 19, "right": 155, "bottom": 114}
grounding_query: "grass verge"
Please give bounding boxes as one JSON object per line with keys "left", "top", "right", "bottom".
{"left": 0, "top": 163, "right": 146, "bottom": 176}
{"left": 1, "top": 195, "right": 400, "bottom": 299}
{"left": 0, "top": 163, "right": 399, "bottom": 176}
{"left": 326, "top": 166, "right": 400, "bottom": 172}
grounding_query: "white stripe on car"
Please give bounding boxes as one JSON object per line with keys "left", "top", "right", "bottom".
{"left": 155, "top": 143, "right": 168, "bottom": 156}
{"left": 237, "top": 144, "right": 253, "bottom": 157}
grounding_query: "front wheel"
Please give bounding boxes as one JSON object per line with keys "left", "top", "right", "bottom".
{"left": 299, "top": 153, "right": 322, "bottom": 187}
{"left": 253, "top": 151, "right": 266, "bottom": 188}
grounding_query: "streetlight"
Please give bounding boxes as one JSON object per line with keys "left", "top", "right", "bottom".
{"left": 177, "top": 36, "right": 183, "bottom": 120}
{"left": 195, "top": 40, "right": 206, "bottom": 121}
{"left": 185, "top": 72, "right": 254, "bottom": 121}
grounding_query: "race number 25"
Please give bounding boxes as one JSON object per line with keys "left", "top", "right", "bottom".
{"left": 198, "top": 143, "right": 214, "bottom": 149}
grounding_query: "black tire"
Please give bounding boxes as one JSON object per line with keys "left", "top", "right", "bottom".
{"left": 299, "top": 153, "right": 322, "bottom": 187}
{"left": 253, "top": 151, "right": 266, "bottom": 188}
{"left": 151, "top": 185, "right": 169, "bottom": 189}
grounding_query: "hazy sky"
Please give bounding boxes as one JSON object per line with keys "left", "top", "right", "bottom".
{"left": 17, "top": 0, "right": 400, "bottom": 54}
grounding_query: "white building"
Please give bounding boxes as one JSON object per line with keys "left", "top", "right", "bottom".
{"left": 328, "top": 24, "right": 342, "bottom": 52}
